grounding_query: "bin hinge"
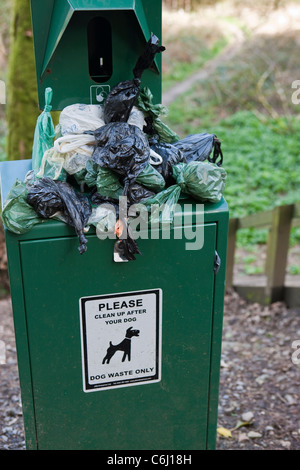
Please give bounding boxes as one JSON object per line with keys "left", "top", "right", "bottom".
{"left": 214, "top": 251, "right": 221, "bottom": 274}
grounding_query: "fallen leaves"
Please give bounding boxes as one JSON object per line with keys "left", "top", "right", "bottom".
{"left": 217, "top": 411, "right": 255, "bottom": 439}
{"left": 217, "top": 427, "right": 232, "bottom": 438}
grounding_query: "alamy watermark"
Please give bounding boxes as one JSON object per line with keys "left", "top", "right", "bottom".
{"left": 291, "top": 340, "right": 300, "bottom": 365}
{"left": 93, "top": 197, "right": 205, "bottom": 251}
{"left": 0, "top": 79, "right": 5, "bottom": 105}
{"left": 291, "top": 80, "right": 300, "bottom": 105}
{"left": 0, "top": 326, "right": 6, "bottom": 365}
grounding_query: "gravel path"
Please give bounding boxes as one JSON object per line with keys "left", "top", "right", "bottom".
{"left": 0, "top": 291, "right": 299, "bottom": 450}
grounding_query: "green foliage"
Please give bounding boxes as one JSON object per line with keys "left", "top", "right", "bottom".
{"left": 169, "top": 110, "right": 300, "bottom": 220}
{"left": 288, "top": 264, "right": 300, "bottom": 275}
{"left": 0, "top": 135, "right": 6, "bottom": 162}
{"left": 244, "top": 264, "right": 264, "bottom": 275}
{"left": 290, "top": 227, "right": 300, "bottom": 247}
{"left": 162, "top": 36, "right": 227, "bottom": 91}
{"left": 166, "top": 109, "right": 300, "bottom": 246}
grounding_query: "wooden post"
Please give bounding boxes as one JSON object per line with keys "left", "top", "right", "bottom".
{"left": 225, "top": 218, "right": 238, "bottom": 290}
{"left": 265, "top": 205, "right": 294, "bottom": 303}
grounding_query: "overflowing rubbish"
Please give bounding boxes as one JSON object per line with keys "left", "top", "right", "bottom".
{"left": 144, "top": 161, "right": 226, "bottom": 225}
{"left": 1, "top": 179, "right": 45, "bottom": 235}
{"left": 27, "top": 177, "right": 92, "bottom": 254}
{"left": 104, "top": 33, "right": 165, "bottom": 124}
{"left": 136, "top": 87, "right": 180, "bottom": 143}
{"left": 149, "top": 137, "right": 186, "bottom": 186}
{"left": 59, "top": 103, "right": 105, "bottom": 136}
{"left": 90, "top": 122, "right": 151, "bottom": 195}
{"left": 173, "top": 132, "right": 223, "bottom": 166}
{"left": 1, "top": 34, "right": 227, "bottom": 262}
{"left": 31, "top": 87, "right": 56, "bottom": 174}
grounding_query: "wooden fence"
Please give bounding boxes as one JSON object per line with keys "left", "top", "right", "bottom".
{"left": 226, "top": 203, "right": 300, "bottom": 307}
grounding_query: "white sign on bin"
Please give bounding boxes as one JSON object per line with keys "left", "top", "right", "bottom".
{"left": 79, "top": 289, "right": 162, "bottom": 392}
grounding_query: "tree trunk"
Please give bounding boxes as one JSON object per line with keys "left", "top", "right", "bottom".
{"left": 6, "top": 0, "right": 39, "bottom": 161}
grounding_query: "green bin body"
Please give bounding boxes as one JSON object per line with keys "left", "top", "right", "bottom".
{"left": 1, "top": 160, "right": 228, "bottom": 450}
{"left": 0, "top": 0, "right": 229, "bottom": 450}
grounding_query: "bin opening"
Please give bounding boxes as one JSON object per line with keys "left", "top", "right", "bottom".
{"left": 88, "top": 17, "right": 113, "bottom": 84}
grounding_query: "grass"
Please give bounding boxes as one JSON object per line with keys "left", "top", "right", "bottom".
{"left": 164, "top": 28, "right": 300, "bottom": 128}
{"left": 166, "top": 110, "right": 300, "bottom": 221}
{"left": 288, "top": 264, "right": 300, "bottom": 275}
{"left": 162, "top": 36, "right": 228, "bottom": 91}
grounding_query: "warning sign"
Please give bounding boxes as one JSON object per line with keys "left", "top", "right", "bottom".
{"left": 79, "top": 289, "right": 162, "bottom": 392}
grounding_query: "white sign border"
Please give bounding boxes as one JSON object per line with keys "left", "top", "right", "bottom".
{"left": 79, "top": 288, "right": 162, "bottom": 393}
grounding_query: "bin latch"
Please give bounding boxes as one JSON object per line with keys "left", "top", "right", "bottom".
{"left": 113, "top": 241, "right": 129, "bottom": 263}
{"left": 214, "top": 251, "right": 221, "bottom": 274}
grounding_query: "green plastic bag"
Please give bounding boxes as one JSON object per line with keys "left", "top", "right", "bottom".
{"left": 1, "top": 180, "right": 44, "bottom": 234}
{"left": 84, "top": 160, "right": 123, "bottom": 199}
{"left": 87, "top": 204, "right": 117, "bottom": 239}
{"left": 85, "top": 160, "right": 165, "bottom": 199}
{"left": 84, "top": 159, "right": 99, "bottom": 188}
{"left": 136, "top": 163, "right": 165, "bottom": 192}
{"left": 144, "top": 184, "right": 182, "bottom": 225}
{"left": 136, "top": 87, "right": 180, "bottom": 144}
{"left": 95, "top": 167, "right": 124, "bottom": 199}
{"left": 32, "top": 87, "right": 56, "bottom": 174}
{"left": 144, "top": 161, "right": 226, "bottom": 224}
{"left": 36, "top": 148, "right": 67, "bottom": 182}
{"left": 173, "top": 161, "right": 226, "bottom": 203}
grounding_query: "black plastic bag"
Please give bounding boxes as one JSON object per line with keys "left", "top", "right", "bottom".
{"left": 27, "top": 177, "right": 92, "bottom": 254}
{"left": 149, "top": 137, "right": 186, "bottom": 185}
{"left": 133, "top": 33, "right": 166, "bottom": 79}
{"left": 173, "top": 132, "right": 223, "bottom": 166}
{"left": 103, "top": 33, "right": 165, "bottom": 124}
{"left": 91, "top": 122, "right": 150, "bottom": 195}
{"left": 114, "top": 218, "right": 142, "bottom": 262}
{"left": 89, "top": 196, "right": 142, "bottom": 262}
{"left": 103, "top": 79, "right": 141, "bottom": 124}
{"left": 127, "top": 183, "right": 155, "bottom": 204}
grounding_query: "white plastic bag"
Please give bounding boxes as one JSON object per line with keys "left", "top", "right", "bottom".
{"left": 88, "top": 204, "right": 117, "bottom": 239}
{"left": 63, "top": 152, "right": 91, "bottom": 175}
{"left": 59, "top": 103, "right": 105, "bottom": 136}
{"left": 127, "top": 106, "right": 146, "bottom": 130}
{"left": 53, "top": 134, "right": 95, "bottom": 154}
{"left": 36, "top": 148, "right": 66, "bottom": 181}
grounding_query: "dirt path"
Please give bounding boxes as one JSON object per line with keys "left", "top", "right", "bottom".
{"left": 162, "top": 21, "right": 246, "bottom": 107}
{"left": 162, "top": 4, "right": 300, "bottom": 107}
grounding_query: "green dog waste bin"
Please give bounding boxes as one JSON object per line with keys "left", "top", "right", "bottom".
{"left": 0, "top": 0, "right": 229, "bottom": 450}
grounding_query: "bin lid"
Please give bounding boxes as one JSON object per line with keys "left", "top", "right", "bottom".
{"left": 30, "top": 0, "right": 162, "bottom": 110}
{"left": 31, "top": 0, "right": 153, "bottom": 79}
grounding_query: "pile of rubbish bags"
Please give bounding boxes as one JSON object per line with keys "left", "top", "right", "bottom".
{"left": 2, "top": 34, "right": 226, "bottom": 261}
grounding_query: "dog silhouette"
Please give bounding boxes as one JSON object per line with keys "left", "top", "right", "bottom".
{"left": 102, "top": 327, "right": 140, "bottom": 364}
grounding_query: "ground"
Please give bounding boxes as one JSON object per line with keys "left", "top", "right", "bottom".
{"left": 0, "top": 288, "right": 299, "bottom": 450}
{"left": 217, "top": 290, "right": 300, "bottom": 450}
